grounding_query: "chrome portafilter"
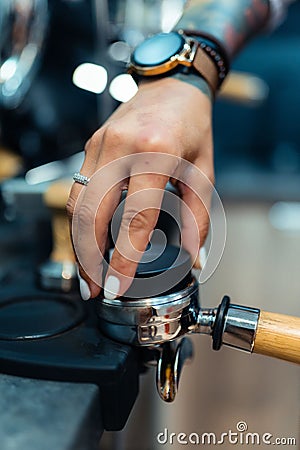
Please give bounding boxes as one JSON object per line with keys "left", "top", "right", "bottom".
{"left": 97, "top": 245, "right": 300, "bottom": 402}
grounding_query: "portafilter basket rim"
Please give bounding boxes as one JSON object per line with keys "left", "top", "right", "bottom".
{"left": 100, "top": 279, "right": 199, "bottom": 309}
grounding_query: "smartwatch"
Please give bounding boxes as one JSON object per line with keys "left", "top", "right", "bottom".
{"left": 128, "top": 31, "right": 221, "bottom": 94}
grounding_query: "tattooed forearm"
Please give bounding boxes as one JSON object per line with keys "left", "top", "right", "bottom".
{"left": 175, "top": 0, "right": 270, "bottom": 59}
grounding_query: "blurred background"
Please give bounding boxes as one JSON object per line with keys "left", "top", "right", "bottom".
{"left": 1, "top": 0, "right": 300, "bottom": 187}
{"left": 0, "top": 1, "right": 299, "bottom": 449}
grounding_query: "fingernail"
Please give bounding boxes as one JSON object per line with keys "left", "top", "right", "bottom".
{"left": 104, "top": 275, "right": 120, "bottom": 300}
{"left": 199, "top": 247, "right": 207, "bottom": 269}
{"left": 76, "top": 266, "right": 91, "bottom": 301}
{"left": 79, "top": 277, "right": 91, "bottom": 300}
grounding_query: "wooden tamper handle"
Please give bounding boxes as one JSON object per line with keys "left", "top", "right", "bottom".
{"left": 44, "top": 179, "right": 75, "bottom": 264}
{"left": 253, "top": 311, "right": 300, "bottom": 364}
{"left": 44, "top": 180, "right": 75, "bottom": 263}
{"left": 0, "top": 147, "right": 22, "bottom": 181}
{"left": 39, "top": 179, "right": 76, "bottom": 292}
{"left": 219, "top": 71, "right": 269, "bottom": 105}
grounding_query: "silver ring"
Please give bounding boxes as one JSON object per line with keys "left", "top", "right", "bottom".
{"left": 73, "top": 172, "right": 90, "bottom": 186}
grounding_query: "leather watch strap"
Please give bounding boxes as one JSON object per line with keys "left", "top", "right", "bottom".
{"left": 193, "top": 44, "right": 219, "bottom": 94}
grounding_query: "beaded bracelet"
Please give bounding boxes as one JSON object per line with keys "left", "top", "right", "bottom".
{"left": 180, "top": 30, "right": 230, "bottom": 87}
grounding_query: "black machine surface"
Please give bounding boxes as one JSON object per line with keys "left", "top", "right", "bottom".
{"left": 0, "top": 238, "right": 193, "bottom": 440}
{"left": 0, "top": 215, "right": 140, "bottom": 447}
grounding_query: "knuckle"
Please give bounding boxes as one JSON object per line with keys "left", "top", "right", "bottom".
{"left": 75, "top": 202, "right": 97, "bottom": 226}
{"left": 84, "top": 138, "right": 91, "bottom": 152}
{"left": 90, "top": 129, "right": 103, "bottom": 146}
{"left": 66, "top": 196, "right": 76, "bottom": 219}
{"left": 111, "top": 252, "right": 131, "bottom": 273}
{"left": 135, "top": 126, "right": 173, "bottom": 154}
{"left": 130, "top": 211, "right": 154, "bottom": 231}
{"left": 199, "top": 220, "right": 210, "bottom": 243}
{"left": 121, "top": 207, "right": 156, "bottom": 233}
{"left": 85, "top": 129, "right": 104, "bottom": 155}
{"left": 103, "top": 122, "right": 127, "bottom": 148}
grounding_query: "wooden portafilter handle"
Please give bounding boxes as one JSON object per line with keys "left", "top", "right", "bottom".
{"left": 210, "top": 297, "right": 300, "bottom": 365}
{"left": 253, "top": 311, "right": 300, "bottom": 364}
{"left": 38, "top": 179, "right": 77, "bottom": 292}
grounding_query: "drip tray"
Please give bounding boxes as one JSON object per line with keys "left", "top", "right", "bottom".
{"left": 0, "top": 286, "right": 140, "bottom": 431}
{"left": 0, "top": 295, "right": 85, "bottom": 340}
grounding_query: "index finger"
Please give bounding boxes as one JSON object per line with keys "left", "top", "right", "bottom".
{"left": 104, "top": 172, "right": 169, "bottom": 299}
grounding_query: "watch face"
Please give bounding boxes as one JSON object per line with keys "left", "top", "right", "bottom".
{"left": 132, "top": 32, "right": 184, "bottom": 67}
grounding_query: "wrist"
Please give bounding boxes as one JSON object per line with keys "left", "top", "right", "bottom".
{"left": 170, "top": 72, "right": 213, "bottom": 101}
{"left": 138, "top": 73, "right": 213, "bottom": 103}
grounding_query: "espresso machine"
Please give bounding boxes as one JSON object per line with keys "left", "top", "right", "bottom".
{"left": 0, "top": 1, "right": 299, "bottom": 448}
{"left": 1, "top": 178, "right": 299, "bottom": 414}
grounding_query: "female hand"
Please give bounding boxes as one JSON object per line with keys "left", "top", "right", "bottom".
{"left": 66, "top": 76, "right": 214, "bottom": 300}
